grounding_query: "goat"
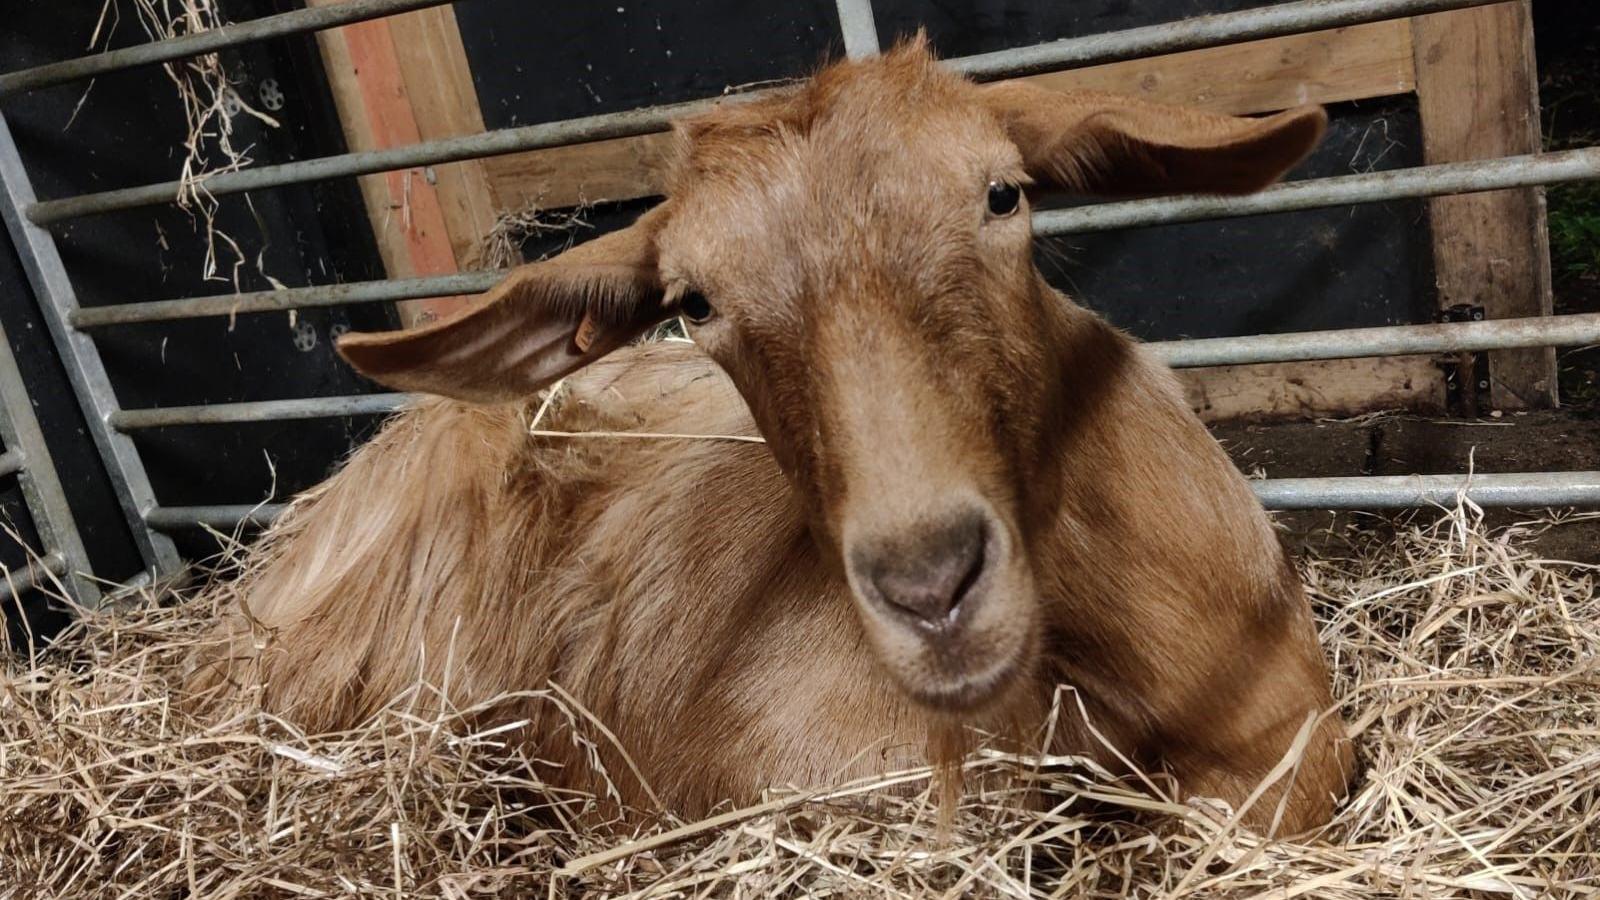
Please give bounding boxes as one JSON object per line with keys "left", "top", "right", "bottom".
{"left": 190, "top": 39, "right": 1353, "bottom": 833}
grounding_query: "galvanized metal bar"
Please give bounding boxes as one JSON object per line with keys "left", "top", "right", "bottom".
{"left": 951, "top": 0, "right": 1501, "bottom": 79}
{"left": 24, "top": 0, "right": 1507, "bottom": 226}
{"left": 66, "top": 145, "right": 1600, "bottom": 330}
{"left": 0, "top": 551, "right": 67, "bottom": 602}
{"left": 146, "top": 504, "right": 282, "bottom": 531}
{"left": 110, "top": 393, "right": 411, "bottom": 430}
{"left": 71, "top": 271, "right": 504, "bottom": 328}
{"left": 144, "top": 469, "right": 1600, "bottom": 532}
{"left": 26, "top": 94, "right": 739, "bottom": 225}
{"left": 1150, "top": 312, "right": 1600, "bottom": 369}
{"left": 1253, "top": 472, "right": 1600, "bottom": 510}
{"left": 0, "top": 449, "right": 22, "bottom": 478}
{"left": 0, "top": 112, "right": 179, "bottom": 572}
{"left": 91, "top": 311, "right": 1600, "bottom": 432}
{"left": 1037, "top": 148, "right": 1600, "bottom": 236}
{"left": 0, "top": 0, "right": 455, "bottom": 98}
{"left": 836, "top": 0, "right": 881, "bottom": 58}
{"left": 0, "top": 317, "right": 99, "bottom": 605}
{"left": 95, "top": 313, "right": 1600, "bottom": 422}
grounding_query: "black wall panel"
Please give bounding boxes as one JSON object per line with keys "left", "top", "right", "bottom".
{"left": 1042, "top": 98, "right": 1434, "bottom": 340}
{"left": 454, "top": 0, "right": 1433, "bottom": 339}
{"left": 0, "top": 0, "right": 1442, "bottom": 615}
{"left": 456, "top": 0, "right": 845, "bottom": 129}
{"left": 2, "top": 0, "right": 397, "bottom": 571}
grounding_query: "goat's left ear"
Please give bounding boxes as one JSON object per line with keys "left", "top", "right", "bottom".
{"left": 980, "top": 82, "right": 1326, "bottom": 196}
{"left": 337, "top": 203, "right": 674, "bottom": 404}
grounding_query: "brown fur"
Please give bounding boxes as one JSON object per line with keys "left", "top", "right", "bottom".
{"left": 192, "top": 40, "right": 1352, "bottom": 833}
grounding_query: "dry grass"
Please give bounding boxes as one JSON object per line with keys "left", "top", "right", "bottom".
{"left": 85, "top": 0, "right": 282, "bottom": 292}
{"left": 474, "top": 203, "right": 592, "bottom": 272}
{"left": 2, "top": 505, "right": 1597, "bottom": 897}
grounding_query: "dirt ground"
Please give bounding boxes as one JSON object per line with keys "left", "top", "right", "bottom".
{"left": 1213, "top": 411, "right": 1600, "bottom": 562}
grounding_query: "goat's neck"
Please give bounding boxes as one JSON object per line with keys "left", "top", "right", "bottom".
{"left": 1006, "top": 273, "right": 1146, "bottom": 539}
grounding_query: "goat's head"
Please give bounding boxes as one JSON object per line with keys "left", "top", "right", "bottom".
{"left": 338, "top": 39, "right": 1324, "bottom": 712}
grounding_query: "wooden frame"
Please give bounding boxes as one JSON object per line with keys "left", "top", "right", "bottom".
{"left": 306, "top": 0, "right": 492, "bottom": 325}
{"left": 311, "top": 2, "right": 1550, "bottom": 419}
{"left": 1411, "top": 3, "right": 1555, "bottom": 409}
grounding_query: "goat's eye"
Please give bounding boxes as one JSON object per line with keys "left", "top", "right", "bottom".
{"left": 680, "top": 290, "right": 715, "bottom": 324}
{"left": 987, "top": 180, "right": 1021, "bottom": 218}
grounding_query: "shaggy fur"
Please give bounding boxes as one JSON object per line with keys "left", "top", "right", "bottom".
{"left": 192, "top": 41, "right": 1352, "bottom": 832}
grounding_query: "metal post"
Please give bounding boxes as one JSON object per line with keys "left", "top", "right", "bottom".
{"left": 1149, "top": 312, "right": 1600, "bottom": 369}
{"left": 0, "top": 0, "right": 458, "bottom": 98}
{"left": 0, "top": 113, "right": 178, "bottom": 572}
{"left": 1252, "top": 472, "right": 1600, "bottom": 510}
{"left": 1036, "top": 148, "right": 1600, "bottom": 236}
{"left": 950, "top": 0, "right": 1503, "bottom": 79}
{"left": 0, "top": 319, "right": 99, "bottom": 604}
{"left": 138, "top": 469, "right": 1600, "bottom": 532}
{"left": 0, "top": 0, "right": 1500, "bottom": 100}
{"left": 26, "top": 94, "right": 741, "bottom": 225}
{"left": 0, "top": 551, "right": 68, "bottom": 603}
{"left": 110, "top": 393, "right": 411, "bottom": 430}
{"left": 71, "top": 271, "right": 504, "bottom": 328}
{"left": 59, "top": 146, "right": 1600, "bottom": 332}
{"left": 836, "top": 0, "right": 881, "bottom": 59}
{"left": 83, "top": 313, "right": 1600, "bottom": 419}
{"left": 146, "top": 504, "right": 282, "bottom": 531}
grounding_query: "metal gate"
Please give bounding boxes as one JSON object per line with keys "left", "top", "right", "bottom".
{"left": 2, "top": 0, "right": 1600, "bottom": 596}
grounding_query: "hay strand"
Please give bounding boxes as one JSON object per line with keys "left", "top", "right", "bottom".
{"left": 2, "top": 506, "right": 1597, "bottom": 896}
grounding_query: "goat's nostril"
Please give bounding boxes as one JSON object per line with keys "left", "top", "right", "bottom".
{"left": 861, "top": 516, "right": 988, "bottom": 625}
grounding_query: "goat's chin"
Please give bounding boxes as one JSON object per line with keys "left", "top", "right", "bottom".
{"left": 895, "top": 646, "right": 1029, "bottom": 712}
{"left": 859, "top": 594, "right": 1038, "bottom": 714}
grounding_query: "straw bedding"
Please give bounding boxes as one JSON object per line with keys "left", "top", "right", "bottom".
{"left": 2, "top": 505, "right": 1596, "bottom": 898}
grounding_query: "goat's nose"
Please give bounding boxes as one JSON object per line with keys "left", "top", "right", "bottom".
{"left": 850, "top": 513, "right": 990, "bottom": 625}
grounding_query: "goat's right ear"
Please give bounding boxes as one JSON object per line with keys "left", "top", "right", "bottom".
{"left": 337, "top": 203, "right": 674, "bottom": 404}
{"left": 979, "top": 82, "right": 1326, "bottom": 197}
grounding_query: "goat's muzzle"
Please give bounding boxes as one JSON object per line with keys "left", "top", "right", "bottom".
{"left": 843, "top": 501, "right": 1034, "bottom": 711}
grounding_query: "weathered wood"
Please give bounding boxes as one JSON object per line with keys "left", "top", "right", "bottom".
{"left": 306, "top": 2, "right": 469, "bottom": 324}
{"left": 481, "top": 132, "right": 679, "bottom": 215}
{"left": 1026, "top": 19, "right": 1414, "bottom": 115}
{"left": 384, "top": 6, "right": 499, "bottom": 269}
{"left": 479, "top": 21, "right": 1415, "bottom": 211}
{"left": 1180, "top": 356, "right": 1446, "bottom": 423}
{"left": 1412, "top": 2, "right": 1555, "bottom": 409}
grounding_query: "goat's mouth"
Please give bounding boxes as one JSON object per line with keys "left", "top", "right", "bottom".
{"left": 854, "top": 579, "right": 1038, "bottom": 713}
{"left": 898, "top": 642, "right": 1029, "bottom": 711}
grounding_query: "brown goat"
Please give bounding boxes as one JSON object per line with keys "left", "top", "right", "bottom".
{"left": 191, "top": 40, "right": 1353, "bottom": 833}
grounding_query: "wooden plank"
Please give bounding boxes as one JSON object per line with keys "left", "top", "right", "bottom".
{"left": 1412, "top": 2, "right": 1555, "bottom": 409}
{"left": 1024, "top": 19, "right": 1413, "bottom": 115}
{"left": 384, "top": 6, "right": 499, "bottom": 268}
{"left": 479, "top": 20, "right": 1414, "bottom": 211}
{"left": 305, "top": 12, "right": 392, "bottom": 267}
{"left": 306, "top": 2, "right": 468, "bottom": 325}
{"left": 1179, "top": 357, "right": 1446, "bottom": 423}
{"left": 482, "top": 132, "right": 678, "bottom": 212}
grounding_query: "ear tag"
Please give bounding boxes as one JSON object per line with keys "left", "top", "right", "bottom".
{"left": 573, "top": 313, "right": 598, "bottom": 354}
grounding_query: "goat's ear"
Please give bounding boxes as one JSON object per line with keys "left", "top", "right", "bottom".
{"left": 337, "top": 204, "right": 673, "bottom": 404}
{"left": 980, "top": 82, "right": 1326, "bottom": 196}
